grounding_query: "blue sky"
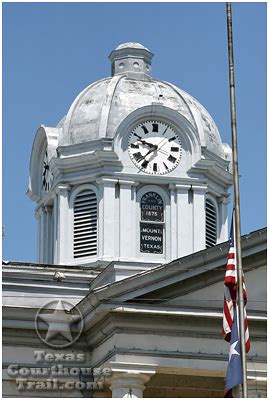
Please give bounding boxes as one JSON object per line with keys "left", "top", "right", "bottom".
{"left": 3, "top": 2, "right": 266, "bottom": 262}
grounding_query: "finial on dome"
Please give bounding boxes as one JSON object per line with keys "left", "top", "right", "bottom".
{"left": 109, "top": 42, "right": 154, "bottom": 80}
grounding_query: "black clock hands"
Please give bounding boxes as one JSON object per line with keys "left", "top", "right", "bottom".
{"left": 134, "top": 135, "right": 157, "bottom": 150}
{"left": 144, "top": 147, "right": 156, "bottom": 158}
{"left": 141, "top": 140, "right": 157, "bottom": 149}
{"left": 134, "top": 137, "right": 167, "bottom": 164}
{"left": 134, "top": 146, "right": 156, "bottom": 166}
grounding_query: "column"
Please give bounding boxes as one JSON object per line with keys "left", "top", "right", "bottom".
{"left": 219, "top": 196, "right": 230, "bottom": 243}
{"left": 44, "top": 205, "right": 53, "bottom": 264}
{"left": 56, "top": 184, "right": 71, "bottom": 264}
{"left": 175, "top": 184, "right": 192, "bottom": 257}
{"left": 119, "top": 180, "right": 137, "bottom": 260}
{"left": 97, "top": 178, "right": 118, "bottom": 260}
{"left": 109, "top": 373, "right": 151, "bottom": 398}
{"left": 192, "top": 184, "right": 207, "bottom": 253}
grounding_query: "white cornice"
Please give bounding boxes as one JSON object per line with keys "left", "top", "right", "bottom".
{"left": 190, "top": 158, "right": 233, "bottom": 188}
{"left": 57, "top": 138, "right": 114, "bottom": 157}
{"left": 111, "top": 306, "right": 267, "bottom": 321}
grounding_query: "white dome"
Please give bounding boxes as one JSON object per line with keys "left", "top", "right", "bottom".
{"left": 115, "top": 42, "right": 150, "bottom": 51}
{"left": 59, "top": 43, "right": 226, "bottom": 159}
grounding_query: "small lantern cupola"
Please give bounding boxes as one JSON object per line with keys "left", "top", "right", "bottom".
{"left": 109, "top": 42, "right": 154, "bottom": 80}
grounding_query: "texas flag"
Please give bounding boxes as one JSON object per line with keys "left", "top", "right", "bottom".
{"left": 224, "top": 305, "right": 243, "bottom": 397}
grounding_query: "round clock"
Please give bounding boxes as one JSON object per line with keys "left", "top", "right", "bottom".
{"left": 128, "top": 120, "right": 182, "bottom": 175}
{"left": 42, "top": 150, "right": 54, "bottom": 192}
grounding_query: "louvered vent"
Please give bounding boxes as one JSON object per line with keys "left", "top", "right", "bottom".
{"left": 73, "top": 190, "right": 97, "bottom": 258}
{"left": 205, "top": 199, "right": 217, "bottom": 248}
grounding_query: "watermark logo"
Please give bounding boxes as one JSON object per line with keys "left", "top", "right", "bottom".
{"left": 8, "top": 300, "right": 112, "bottom": 394}
{"left": 7, "top": 356, "right": 112, "bottom": 393}
{"left": 35, "top": 299, "right": 83, "bottom": 348}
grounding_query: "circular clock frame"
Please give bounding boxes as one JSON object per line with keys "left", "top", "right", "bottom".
{"left": 128, "top": 120, "right": 182, "bottom": 175}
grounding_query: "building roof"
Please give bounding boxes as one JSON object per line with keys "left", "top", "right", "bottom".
{"left": 86, "top": 227, "right": 266, "bottom": 307}
{"left": 5, "top": 227, "right": 265, "bottom": 314}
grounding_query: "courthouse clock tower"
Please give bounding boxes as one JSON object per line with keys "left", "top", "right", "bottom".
{"left": 27, "top": 42, "right": 233, "bottom": 275}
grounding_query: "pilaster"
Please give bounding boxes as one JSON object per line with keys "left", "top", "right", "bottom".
{"left": 55, "top": 184, "right": 71, "bottom": 264}
{"left": 175, "top": 184, "right": 192, "bottom": 258}
{"left": 35, "top": 207, "right": 43, "bottom": 263}
{"left": 119, "top": 179, "right": 138, "bottom": 260}
{"left": 219, "top": 196, "right": 230, "bottom": 243}
{"left": 192, "top": 184, "right": 207, "bottom": 252}
{"left": 97, "top": 178, "right": 118, "bottom": 260}
{"left": 53, "top": 194, "right": 58, "bottom": 264}
{"left": 44, "top": 205, "right": 53, "bottom": 264}
{"left": 41, "top": 206, "right": 48, "bottom": 263}
{"left": 169, "top": 184, "right": 177, "bottom": 260}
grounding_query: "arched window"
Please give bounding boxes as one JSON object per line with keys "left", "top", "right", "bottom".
{"left": 205, "top": 198, "right": 217, "bottom": 248}
{"left": 140, "top": 191, "right": 164, "bottom": 254}
{"left": 73, "top": 189, "right": 97, "bottom": 258}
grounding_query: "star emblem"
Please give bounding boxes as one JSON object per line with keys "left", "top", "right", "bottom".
{"left": 35, "top": 299, "right": 83, "bottom": 348}
{"left": 229, "top": 340, "right": 240, "bottom": 361}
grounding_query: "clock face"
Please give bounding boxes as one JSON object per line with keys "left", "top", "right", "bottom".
{"left": 42, "top": 150, "right": 54, "bottom": 192}
{"left": 128, "top": 120, "right": 182, "bottom": 175}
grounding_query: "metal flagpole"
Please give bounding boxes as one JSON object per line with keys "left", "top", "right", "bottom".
{"left": 226, "top": 3, "right": 248, "bottom": 397}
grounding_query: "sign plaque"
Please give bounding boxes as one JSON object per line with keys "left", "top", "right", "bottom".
{"left": 140, "top": 223, "right": 163, "bottom": 254}
{"left": 141, "top": 192, "right": 164, "bottom": 222}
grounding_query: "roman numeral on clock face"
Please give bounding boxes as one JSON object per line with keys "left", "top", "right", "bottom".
{"left": 141, "top": 125, "right": 149, "bottom": 134}
{"left": 141, "top": 160, "right": 149, "bottom": 169}
{"left": 152, "top": 123, "right": 158, "bottom": 132}
{"left": 133, "top": 152, "right": 144, "bottom": 162}
{"left": 168, "top": 155, "right": 177, "bottom": 163}
{"left": 171, "top": 147, "right": 179, "bottom": 152}
{"left": 153, "top": 163, "right": 158, "bottom": 172}
{"left": 134, "top": 133, "right": 142, "bottom": 140}
{"left": 163, "top": 162, "right": 169, "bottom": 170}
{"left": 131, "top": 143, "right": 139, "bottom": 149}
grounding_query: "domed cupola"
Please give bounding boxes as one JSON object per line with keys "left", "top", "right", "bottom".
{"left": 60, "top": 42, "right": 228, "bottom": 162}
{"left": 28, "top": 42, "right": 233, "bottom": 274}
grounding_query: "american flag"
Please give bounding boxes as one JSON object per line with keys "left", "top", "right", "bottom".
{"left": 222, "top": 212, "right": 250, "bottom": 352}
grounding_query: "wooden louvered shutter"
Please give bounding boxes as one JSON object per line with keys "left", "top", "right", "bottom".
{"left": 73, "top": 190, "right": 97, "bottom": 258}
{"left": 205, "top": 199, "right": 217, "bottom": 248}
